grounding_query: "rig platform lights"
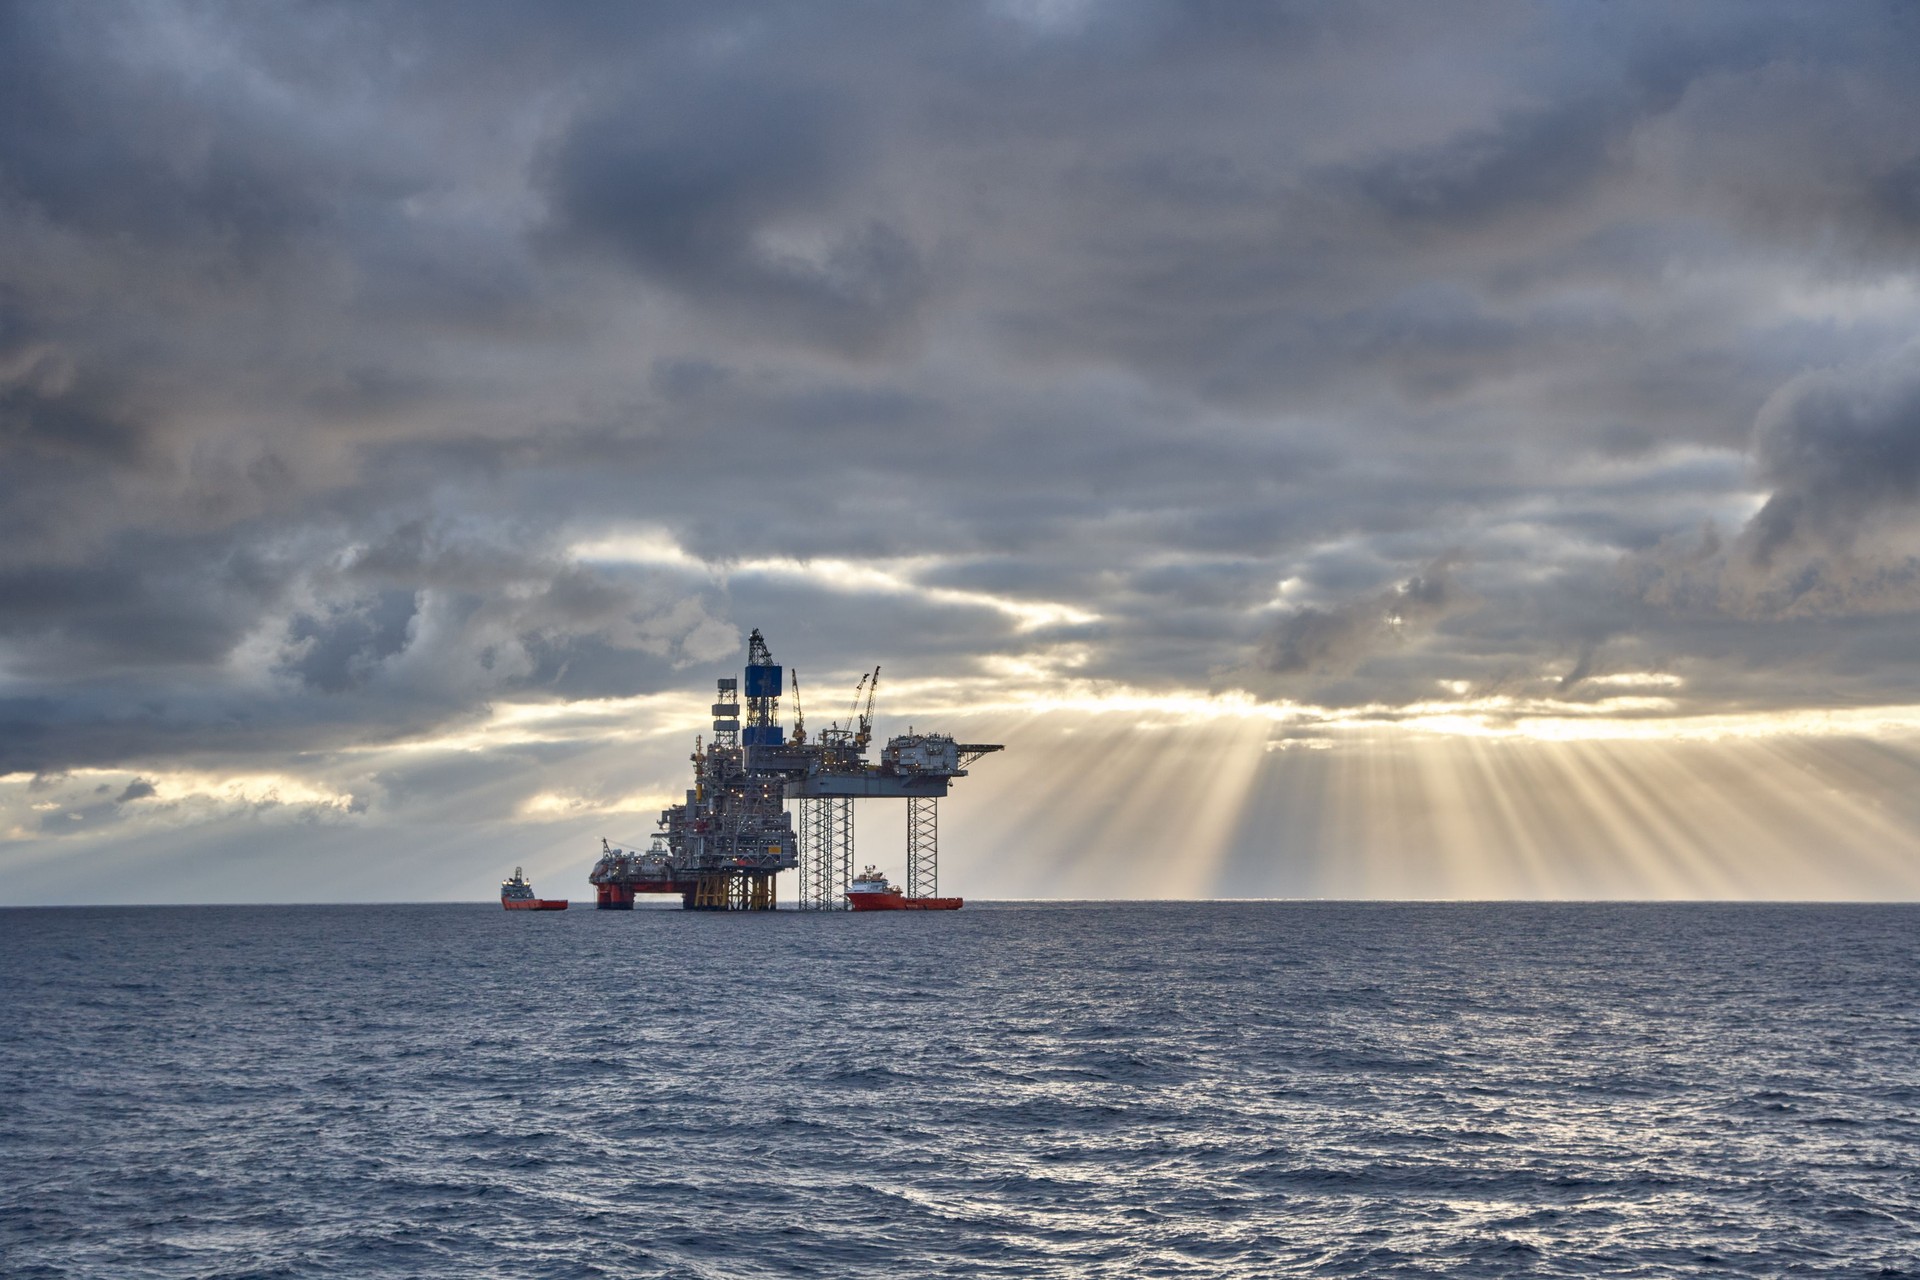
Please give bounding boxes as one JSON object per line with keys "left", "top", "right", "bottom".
{"left": 588, "top": 628, "right": 1001, "bottom": 911}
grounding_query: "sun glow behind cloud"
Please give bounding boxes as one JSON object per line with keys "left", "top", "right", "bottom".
{"left": 571, "top": 528, "right": 1101, "bottom": 631}
{"left": 12, "top": 527, "right": 1920, "bottom": 904}
{"left": 869, "top": 670, "right": 1920, "bottom": 746}
{"left": 518, "top": 789, "right": 679, "bottom": 819}
{"left": 936, "top": 710, "right": 1920, "bottom": 901}
{"left": 260, "top": 667, "right": 1920, "bottom": 903}
{"left": 0, "top": 768, "right": 359, "bottom": 853}
{"left": 9, "top": 668, "right": 1920, "bottom": 901}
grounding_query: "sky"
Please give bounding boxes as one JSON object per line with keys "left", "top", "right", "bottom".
{"left": 7, "top": 1, "right": 1920, "bottom": 903}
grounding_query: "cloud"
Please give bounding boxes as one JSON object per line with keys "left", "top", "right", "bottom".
{"left": 1743, "top": 352, "right": 1920, "bottom": 566}
{"left": 1350, "top": 96, "right": 1630, "bottom": 231}
{"left": 1256, "top": 560, "right": 1459, "bottom": 680}
{"left": 9, "top": 2, "right": 1920, "bottom": 896}
{"left": 539, "top": 72, "right": 933, "bottom": 354}
{"left": 282, "top": 589, "right": 418, "bottom": 694}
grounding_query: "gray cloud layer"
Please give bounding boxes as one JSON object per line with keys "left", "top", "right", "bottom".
{"left": 7, "top": 0, "right": 1920, "bottom": 800}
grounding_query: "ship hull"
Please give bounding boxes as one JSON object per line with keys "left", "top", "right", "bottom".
{"left": 502, "top": 898, "right": 568, "bottom": 911}
{"left": 846, "top": 891, "right": 962, "bottom": 911}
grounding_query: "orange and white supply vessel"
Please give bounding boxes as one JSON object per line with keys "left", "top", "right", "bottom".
{"left": 845, "top": 865, "right": 962, "bottom": 912}
{"left": 501, "top": 866, "right": 568, "bottom": 911}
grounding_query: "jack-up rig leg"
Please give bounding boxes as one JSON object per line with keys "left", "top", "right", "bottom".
{"left": 906, "top": 795, "right": 938, "bottom": 899}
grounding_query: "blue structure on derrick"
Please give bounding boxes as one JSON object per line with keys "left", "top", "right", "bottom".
{"left": 742, "top": 630, "right": 786, "bottom": 748}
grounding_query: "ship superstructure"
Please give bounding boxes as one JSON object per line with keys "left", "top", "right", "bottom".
{"left": 846, "top": 864, "right": 962, "bottom": 911}
{"left": 590, "top": 629, "right": 1000, "bottom": 910}
{"left": 501, "top": 866, "right": 567, "bottom": 910}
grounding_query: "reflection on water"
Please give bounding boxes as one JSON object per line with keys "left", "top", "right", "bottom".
{"left": 3, "top": 902, "right": 1915, "bottom": 1277}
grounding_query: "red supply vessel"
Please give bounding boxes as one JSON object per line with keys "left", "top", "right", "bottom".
{"left": 845, "top": 865, "right": 962, "bottom": 911}
{"left": 500, "top": 866, "right": 568, "bottom": 911}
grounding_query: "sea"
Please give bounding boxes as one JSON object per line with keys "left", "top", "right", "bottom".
{"left": 3, "top": 902, "right": 1916, "bottom": 1278}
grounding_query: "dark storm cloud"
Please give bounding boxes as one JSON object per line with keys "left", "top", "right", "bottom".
{"left": 0, "top": 504, "right": 739, "bottom": 772}
{"left": 1744, "top": 354, "right": 1920, "bottom": 566}
{"left": 541, "top": 72, "right": 933, "bottom": 354}
{"left": 0, "top": 6, "right": 300, "bottom": 244}
{"left": 1256, "top": 562, "right": 1458, "bottom": 680}
{"left": 0, "top": 528, "right": 287, "bottom": 671}
{"left": 5, "top": 0, "right": 1920, "bottom": 811}
{"left": 285, "top": 590, "right": 419, "bottom": 694}
{"left": 1351, "top": 97, "right": 1629, "bottom": 230}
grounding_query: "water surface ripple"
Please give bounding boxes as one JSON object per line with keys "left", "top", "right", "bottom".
{"left": 3, "top": 902, "right": 1916, "bottom": 1277}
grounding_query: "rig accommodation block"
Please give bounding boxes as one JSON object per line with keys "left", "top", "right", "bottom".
{"left": 589, "top": 629, "right": 1000, "bottom": 910}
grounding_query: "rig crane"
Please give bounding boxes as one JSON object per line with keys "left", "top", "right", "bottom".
{"left": 821, "top": 671, "right": 868, "bottom": 747}
{"left": 856, "top": 665, "right": 880, "bottom": 748}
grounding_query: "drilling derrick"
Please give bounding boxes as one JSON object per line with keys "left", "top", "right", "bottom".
{"left": 587, "top": 627, "right": 1000, "bottom": 911}
{"left": 588, "top": 631, "right": 797, "bottom": 909}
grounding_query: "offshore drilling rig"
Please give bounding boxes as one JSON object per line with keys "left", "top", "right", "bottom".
{"left": 588, "top": 629, "right": 1002, "bottom": 910}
